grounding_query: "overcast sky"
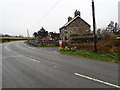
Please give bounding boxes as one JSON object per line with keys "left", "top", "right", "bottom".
{"left": 0, "top": 0, "right": 119, "bottom": 37}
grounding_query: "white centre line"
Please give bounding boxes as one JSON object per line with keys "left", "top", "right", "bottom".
{"left": 26, "top": 57, "right": 40, "bottom": 63}
{"left": 54, "top": 66, "right": 57, "bottom": 68}
{"left": 54, "top": 51, "right": 60, "bottom": 54}
{"left": 2, "top": 55, "right": 23, "bottom": 59}
{"left": 74, "top": 73, "right": 120, "bottom": 88}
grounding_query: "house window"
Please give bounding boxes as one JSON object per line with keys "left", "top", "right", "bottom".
{"left": 64, "top": 31, "right": 68, "bottom": 34}
{"left": 65, "top": 36, "right": 68, "bottom": 40}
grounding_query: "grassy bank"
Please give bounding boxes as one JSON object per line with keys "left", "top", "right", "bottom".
{"left": 58, "top": 49, "right": 119, "bottom": 63}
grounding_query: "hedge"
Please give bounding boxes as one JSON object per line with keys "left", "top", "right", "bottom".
{"left": 71, "top": 37, "right": 101, "bottom": 43}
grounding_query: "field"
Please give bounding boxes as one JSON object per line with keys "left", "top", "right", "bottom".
{"left": 0, "top": 37, "right": 34, "bottom": 43}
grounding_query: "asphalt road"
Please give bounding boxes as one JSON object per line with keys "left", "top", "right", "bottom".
{"left": 2, "top": 41, "right": 119, "bottom": 88}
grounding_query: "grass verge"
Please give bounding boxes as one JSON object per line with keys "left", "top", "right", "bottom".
{"left": 58, "top": 50, "right": 119, "bottom": 63}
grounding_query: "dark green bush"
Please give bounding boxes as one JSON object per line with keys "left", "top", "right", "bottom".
{"left": 71, "top": 37, "right": 101, "bottom": 43}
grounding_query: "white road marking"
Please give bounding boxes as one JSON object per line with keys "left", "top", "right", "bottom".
{"left": 4, "top": 45, "right": 12, "bottom": 52}
{"left": 2, "top": 55, "right": 23, "bottom": 59}
{"left": 28, "top": 47, "right": 35, "bottom": 49}
{"left": 54, "top": 51, "right": 60, "bottom": 54}
{"left": 26, "top": 57, "right": 40, "bottom": 63}
{"left": 54, "top": 66, "right": 57, "bottom": 68}
{"left": 4, "top": 45, "right": 19, "bottom": 55}
{"left": 74, "top": 73, "right": 120, "bottom": 88}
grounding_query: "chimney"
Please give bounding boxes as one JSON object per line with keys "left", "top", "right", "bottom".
{"left": 68, "top": 16, "right": 72, "bottom": 22}
{"left": 74, "top": 10, "right": 81, "bottom": 17}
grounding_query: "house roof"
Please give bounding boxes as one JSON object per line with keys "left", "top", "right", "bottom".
{"left": 60, "top": 15, "right": 90, "bottom": 30}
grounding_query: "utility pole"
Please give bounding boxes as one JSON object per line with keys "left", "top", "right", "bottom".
{"left": 92, "top": 0, "right": 97, "bottom": 52}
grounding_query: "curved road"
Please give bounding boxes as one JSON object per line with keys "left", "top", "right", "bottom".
{"left": 2, "top": 41, "right": 119, "bottom": 88}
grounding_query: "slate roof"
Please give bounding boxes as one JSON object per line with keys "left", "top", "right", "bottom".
{"left": 60, "top": 15, "right": 90, "bottom": 30}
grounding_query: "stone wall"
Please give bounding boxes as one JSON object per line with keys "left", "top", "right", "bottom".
{"left": 60, "top": 18, "right": 90, "bottom": 41}
{"left": 67, "top": 18, "right": 90, "bottom": 35}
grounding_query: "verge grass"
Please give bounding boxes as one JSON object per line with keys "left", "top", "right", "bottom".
{"left": 58, "top": 49, "right": 119, "bottom": 63}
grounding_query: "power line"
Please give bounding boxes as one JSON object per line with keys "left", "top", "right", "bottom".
{"left": 28, "top": 0, "right": 61, "bottom": 29}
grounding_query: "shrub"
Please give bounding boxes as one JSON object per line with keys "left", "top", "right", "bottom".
{"left": 96, "top": 35, "right": 119, "bottom": 54}
{"left": 71, "top": 37, "right": 94, "bottom": 43}
{"left": 72, "top": 43, "right": 93, "bottom": 52}
{"left": 71, "top": 37, "right": 101, "bottom": 43}
{"left": 70, "top": 35, "right": 119, "bottom": 55}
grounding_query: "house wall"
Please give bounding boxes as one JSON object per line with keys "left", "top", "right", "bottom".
{"left": 60, "top": 18, "right": 90, "bottom": 41}
{"left": 60, "top": 28, "right": 65, "bottom": 40}
{"left": 67, "top": 18, "right": 90, "bottom": 35}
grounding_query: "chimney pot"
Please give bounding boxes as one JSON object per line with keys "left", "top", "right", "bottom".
{"left": 74, "top": 10, "right": 81, "bottom": 17}
{"left": 68, "top": 16, "right": 72, "bottom": 22}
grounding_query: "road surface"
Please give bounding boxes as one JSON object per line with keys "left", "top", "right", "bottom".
{"left": 1, "top": 41, "right": 119, "bottom": 88}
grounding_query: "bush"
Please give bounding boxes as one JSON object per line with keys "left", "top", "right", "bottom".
{"left": 97, "top": 36, "right": 119, "bottom": 54}
{"left": 72, "top": 43, "right": 94, "bottom": 52}
{"left": 71, "top": 37, "right": 101, "bottom": 43}
{"left": 72, "top": 37, "right": 94, "bottom": 43}
{"left": 70, "top": 35, "right": 119, "bottom": 55}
